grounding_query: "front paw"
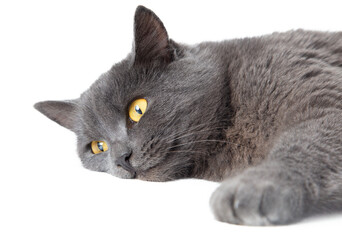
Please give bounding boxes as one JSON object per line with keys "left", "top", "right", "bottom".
{"left": 210, "top": 173, "right": 305, "bottom": 226}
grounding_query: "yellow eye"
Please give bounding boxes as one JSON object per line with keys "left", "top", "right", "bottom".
{"left": 91, "top": 141, "right": 108, "bottom": 154}
{"left": 129, "top": 98, "right": 148, "bottom": 122}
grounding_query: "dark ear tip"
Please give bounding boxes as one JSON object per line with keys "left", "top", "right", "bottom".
{"left": 135, "top": 5, "right": 157, "bottom": 20}
{"left": 34, "top": 101, "right": 43, "bottom": 112}
{"left": 135, "top": 5, "right": 151, "bottom": 14}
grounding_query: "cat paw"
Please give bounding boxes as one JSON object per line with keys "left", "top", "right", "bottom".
{"left": 210, "top": 173, "right": 304, "bottom": 226}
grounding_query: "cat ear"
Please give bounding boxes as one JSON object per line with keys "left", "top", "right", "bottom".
{"left": 133, "top": 5, "right": 174, "bottom": 66}
{"left": 34, "top": 100, "right": 79, "bottom": 132}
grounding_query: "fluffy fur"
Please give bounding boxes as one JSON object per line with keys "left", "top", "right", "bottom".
{"left": 35, "top": 6, "right": 342, "bottom": 225}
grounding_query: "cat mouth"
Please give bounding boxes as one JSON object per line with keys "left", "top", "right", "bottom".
{"left": 136, "top": 169, "right": 164, "bottom": 182}
{"left": 116, "top": 157, "right": 136, "bottom": 178}
{"left": 132, "top": 159, "right": 167, "bottom": 181}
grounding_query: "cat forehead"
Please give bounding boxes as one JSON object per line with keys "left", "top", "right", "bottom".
{"left": 79, "top": 53, "right": 213, "bottom": 116}
{"left": 83, "top": 69, "right": 164, "bottom": 107}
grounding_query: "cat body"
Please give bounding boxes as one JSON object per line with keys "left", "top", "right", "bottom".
{"left": 35, "top": 6, "right": 342, "bottom": 225}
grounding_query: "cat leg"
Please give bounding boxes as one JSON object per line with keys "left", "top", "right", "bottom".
{"left": 210, "top": 116, "right": 342, "bottom": 225}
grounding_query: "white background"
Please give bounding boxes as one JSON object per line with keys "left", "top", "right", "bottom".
{"left": 1, "top": 0, "right": 342, "bottom": 239}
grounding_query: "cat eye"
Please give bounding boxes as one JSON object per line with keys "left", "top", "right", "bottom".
{"left": 91, "top": 141, "right": 108, "bottom": 154}
{"left": 129, "top": 98, "right": 148, "bottom": 122}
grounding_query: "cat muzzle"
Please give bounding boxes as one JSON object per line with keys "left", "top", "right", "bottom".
{"left": 115, "top": 152, "right": 136, "bottom": 178}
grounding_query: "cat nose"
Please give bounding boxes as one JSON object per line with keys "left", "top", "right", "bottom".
{"left": 115, "top": 151, "right": 136, "bottom": 177}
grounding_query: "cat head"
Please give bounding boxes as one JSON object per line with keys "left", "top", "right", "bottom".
{"left": 34, "top": 6, "right": 228, "bottom": 181}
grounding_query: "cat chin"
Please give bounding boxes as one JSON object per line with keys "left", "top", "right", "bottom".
{"left": 136, "top": 175, "right": 165, "bottom": 182}
{"left": 107, "top": 168, "right": 136, "bottom": 179}
{"left": 136, "top": 168, "right": 176, "bottom": 182}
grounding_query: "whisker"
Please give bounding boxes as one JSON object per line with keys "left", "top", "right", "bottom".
{"left": 161, "top": 124, "right": 249, "bottom": 149}
{"left": 161, "top": 120, "right": 229, "bottom": 142}
{"left": 155, "top": 113, "right": 180, "bottom": 139}
{"left": 167, "top": 120, "right": 227, "bottom": 137}
{"left": 165, "top": 127, "right": 226, "bottom": 143}
{"left": 167, "top": 150, "right": 207, "bottom": 154}
{"left": 165, "top": 139, "right": 228, "bottom": 151}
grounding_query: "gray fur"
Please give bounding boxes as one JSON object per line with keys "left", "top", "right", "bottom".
{"left": 34, "top": 6, "right": 342, "bottom": 225}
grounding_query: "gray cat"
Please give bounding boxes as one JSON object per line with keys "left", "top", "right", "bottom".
{"left": 34, "top": 5, "right": 342, "bottom": 225}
